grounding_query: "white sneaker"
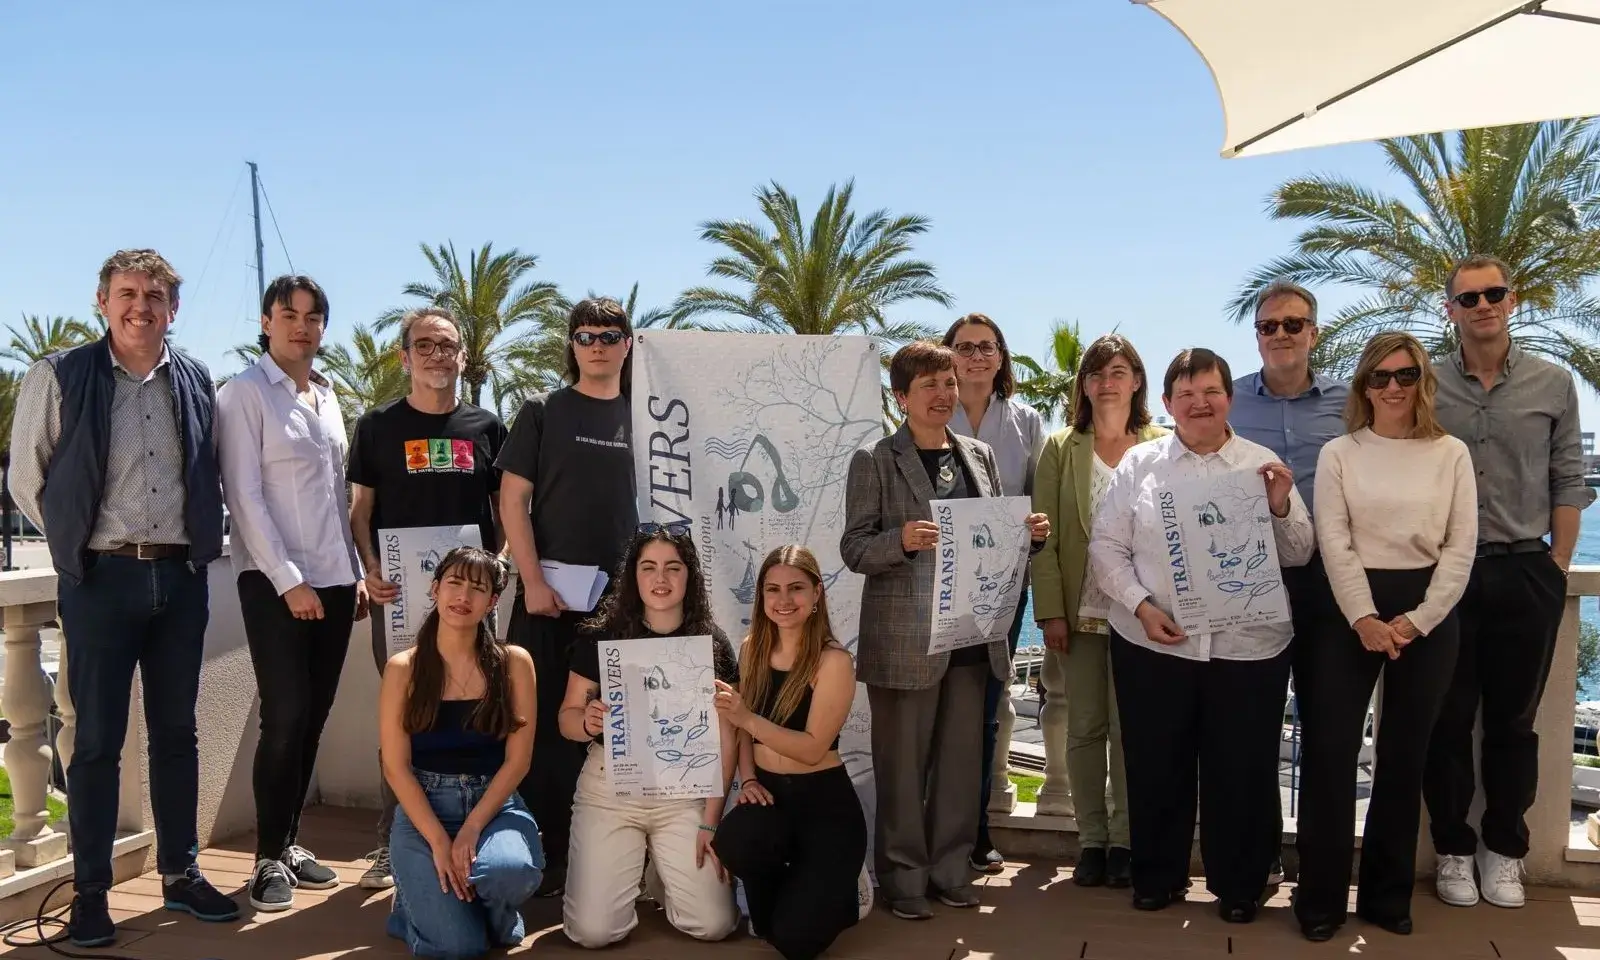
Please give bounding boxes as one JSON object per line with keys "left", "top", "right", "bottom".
{"left": 856, "top": 861, "right": 874, "bottom": 920}
{"left": 1435, "top": 854, "right": 1479, "bottom": 906}
{"left": 1476, "top": 849, "right": 1525, "bottom": 908}
{"left": 359, "top": 847, "right": 394, "bottom": 890}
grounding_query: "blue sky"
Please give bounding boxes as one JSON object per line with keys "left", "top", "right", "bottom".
{"left": 5, "top": 2, "right": 1592, "bottom": 426}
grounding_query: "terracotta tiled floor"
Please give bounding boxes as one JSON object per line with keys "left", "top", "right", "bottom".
{"left": 4, "top": 806, "right": 1600, "bottom": 959}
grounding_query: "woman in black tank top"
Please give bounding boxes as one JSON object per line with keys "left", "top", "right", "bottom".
{"left": 710, "top": 545, "right": 867, "bottom": 960}
{"left": 378, "top": 547, "right": 543, "bottom": 958}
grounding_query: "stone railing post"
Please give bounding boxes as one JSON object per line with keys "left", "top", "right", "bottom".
{"left": 990, "top": 692, "right": 1018, "bottom": 814}
{"left": 1, "top": 595, "right": 68, "bottom": 867}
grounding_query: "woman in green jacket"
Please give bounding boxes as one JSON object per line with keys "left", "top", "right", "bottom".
{"left": 1031, "top": 334, "right": 1166, "bottom": 889}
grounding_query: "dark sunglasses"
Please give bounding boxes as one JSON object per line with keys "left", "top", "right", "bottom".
{"left": 1366, "top": 366, "right": 1421, "bottom": 389}
{"left": 1450, "top": 286, "right": 1510, "bottom": 309}
{"left": 638, "top": 521, "right": 691, "bottom": 537}
{"left": 572, "top": 329, "right": 628, "bottom": 347}
{"left": 1254, "top": 317, "right": 1310, "bottom": 337}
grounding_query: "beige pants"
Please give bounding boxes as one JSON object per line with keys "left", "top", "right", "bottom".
{"left": 563, "top": 750, "right": 738, "bottom": 948}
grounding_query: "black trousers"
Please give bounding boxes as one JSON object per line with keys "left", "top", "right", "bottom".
{"left": 506, "top": 602, "right": 589, "bottom": 873}
{"left": 1285, "top": 555, "right": 1343, "bottom": 858}
{"left": 976, "top": 587, "right": 1027, "bottom": 855}
{"left": 714, "top": 765, "right": 867, "bottom": 960}
{"left": 238, "top": 571, "right": 357, "bottom": 860}
{"left": 1112, "top": 633, "right": 1289, "bottom": 905}
{"left": 1294, "top": 567, "right": 1460, "bottom": 926}
{"left": 1424, "top": 548, "right": 1566, "bottom": 858}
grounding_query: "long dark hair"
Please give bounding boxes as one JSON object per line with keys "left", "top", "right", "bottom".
{"left": 403, "top": 547, "right": 523, "bottom": 738}
{"left": 585, "top": 526, "right": 715, "bottom": 638}
{"left": 738, "top": 545, "right": 836, "bottom": 725}
{"left": 1070, "top": 333, "right": 1152, "bottom": 435}
{"left": 942, "top": 313, "right": 1016, "bottom": 400}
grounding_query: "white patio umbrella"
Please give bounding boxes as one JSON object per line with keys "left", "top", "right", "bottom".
{"left": 1136, "top": 0, "right": 1600, "bottom": 157}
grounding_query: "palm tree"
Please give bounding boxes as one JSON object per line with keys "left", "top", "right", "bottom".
{"left": 0, "top": 369, "right": 21, "bottom": 452}
{"left": 670, "top": 180, "right": 949, "bottom": 347}
{"left": 322, "top": 325, "right": 408, "bottom": 429}
{"left": 1014, "top": 320, "right": 1086, "bottom": 425}
{"left": 1227, "top": 120, "right": 1600, "bottom": 386}
{"left": 2, "top": 314, "right": 97, "bottom": 366}
{"left": 378, "top": 242, "right": 565, "bottom": 407}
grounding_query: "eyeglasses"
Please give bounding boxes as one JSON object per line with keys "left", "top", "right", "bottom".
{"left": 1366, "top": 366, "right": 1421, "bottom": 389}
{"left": 952, "top": 341, "right": 1000, "bottom": 358}
{"left": 1450, "top": 286, "right": 1510, "bottom": 309}
{"left": 572, "top": 330, "right": 628, "bottom": 347}
{"left": 410, "top": 338, "right": 461, "bottom": 358}
{"left": 638, "top": 521, "right": 691, "bottom": 537}
{"left": 1254, "top": 317, "right": 1310, "bottom": 337}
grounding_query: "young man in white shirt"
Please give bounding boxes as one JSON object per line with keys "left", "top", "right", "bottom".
{"left": 217, "top": 275, "right": 368, "bottom": 912}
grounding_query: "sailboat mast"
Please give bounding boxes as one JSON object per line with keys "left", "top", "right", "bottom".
{"left": 247, "top": 160, "right": 265, "bottom": 307}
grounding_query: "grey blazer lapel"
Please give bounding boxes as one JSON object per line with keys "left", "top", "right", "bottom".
{"left": 891, "top": 424, "right": 938, "bottom": 506}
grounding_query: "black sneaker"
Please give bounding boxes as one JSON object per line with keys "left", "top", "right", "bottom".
{"left": 1106, "top": 846, "right": 1132, "bottom": 889}
{"left": 284, "top": 844, "right": 339, "bottom": 890}
{"left": 1074, "top": 845, "right": 1108, "bottom": 887}
{"left": 68, "top": 890, "right": 116, "bottom": 947}
{"left": 248, "top": 858, "right": 296, "bottom": 912}
{"left": 162, "top": 864, "right": 240, "bottom": 922}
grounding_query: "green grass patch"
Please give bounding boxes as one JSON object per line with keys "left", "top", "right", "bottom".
{"left": 1008, "top": 771, "right": 1043, "bottom": 804}
{"left": 1577, "top": 754, "right": 1600, "bottom": 769}
{"left": 0, "top": 765, "right": 67, "bottom": 839}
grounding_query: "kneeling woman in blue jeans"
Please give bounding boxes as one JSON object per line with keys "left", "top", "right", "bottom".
{"left": 379, "top": 547, "right": 544, "bottom": 959}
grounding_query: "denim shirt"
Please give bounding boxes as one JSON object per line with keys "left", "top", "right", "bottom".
{"left": 1230, "top": 370, "right": 1349, "bottom": 516}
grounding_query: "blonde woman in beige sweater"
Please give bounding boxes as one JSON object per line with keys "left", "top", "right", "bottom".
{"left": 1295, "top": 332, "right": 1477, "bottom": 942}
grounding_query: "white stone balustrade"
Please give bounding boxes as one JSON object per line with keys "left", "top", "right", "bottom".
{"left": 0, "top": 569, "right": 69, "bottom": 870}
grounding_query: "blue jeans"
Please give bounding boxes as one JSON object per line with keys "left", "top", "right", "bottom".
{"left": 57, "top": 555, "right": 209, "bottom": 893}
{"left": 389, "top": 770, "right": 544, "bottom": 959}
{"left": 976, "top": 586, "right": 1027, "bottom": 855}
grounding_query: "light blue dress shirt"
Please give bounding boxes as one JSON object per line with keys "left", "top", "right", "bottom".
{"left": 1230, "top": 370, "right": 1349, "bottom": 516}
{"left": 950, "top": 394, "right": 1046, "bottom": 498}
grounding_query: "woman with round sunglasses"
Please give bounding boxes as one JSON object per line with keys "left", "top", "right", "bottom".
{"left": 556, "top": 524, "right": 740, "bottom": 948}
{"left": 940, "top": 314, "right": 1046, "bottom": 873}
{"left": 1294, "top": 332, "right": 1477, "bottom": 942}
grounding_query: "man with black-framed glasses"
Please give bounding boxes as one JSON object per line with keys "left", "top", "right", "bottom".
{"left": 346, "top": 305, "right": 509, "bottom": 889}
{"left": 498, "top": 297, "right": 639, "bottom": 897}
{"left": 1425, "top": 253, "right": 1594, "bottom": 911}
{"left": 1230, "top": 279, "right": 1349, "bottom": 887}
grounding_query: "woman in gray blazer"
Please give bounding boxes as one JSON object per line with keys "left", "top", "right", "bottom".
{"left": 841, "top": 341, "right": 1048, "bottom": 921}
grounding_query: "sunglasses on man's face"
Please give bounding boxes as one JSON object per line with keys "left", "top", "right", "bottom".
{"left": 1254, "top": 317, "right": 1310, "bottom": 337}
{"left": 572, "top": 329, "right": 628, "bottom": 347}
{"left": 1366, "top": 366, "right": 1421, "bottom": 389}
{"left": 639, "top": 521, "right": 691, "bottom": 537}
{"left": 1450, "top": 286, "right": 1510, "bottom": 309}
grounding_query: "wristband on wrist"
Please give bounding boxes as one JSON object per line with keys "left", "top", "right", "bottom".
{"left": 697, "top": 823, "right": 716, "bottom": 834}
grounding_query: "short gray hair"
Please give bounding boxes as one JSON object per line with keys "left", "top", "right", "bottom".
{"left": 1254, "top": 280, "right": 1318, "bottom": 324}
{"left": 398, "top": 307, "right": 459, "bottom": 348}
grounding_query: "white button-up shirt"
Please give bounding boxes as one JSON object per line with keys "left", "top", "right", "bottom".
{"left": 1088, "top": 430, "right": 1314, "bottom": 661}
{"left": 217, "top": 354, "right": 361, "bottom": 594}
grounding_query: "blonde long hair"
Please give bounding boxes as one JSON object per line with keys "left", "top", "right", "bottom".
{"left": 1343, "top": 331, "right": 1447, "bottom": 439}
{"left": 738, "top": 545, "right": 836, "bottom": 725}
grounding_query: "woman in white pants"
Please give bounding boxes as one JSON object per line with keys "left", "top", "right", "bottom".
{"left": 556, "top": 524, "right": 740, "bottom": 947}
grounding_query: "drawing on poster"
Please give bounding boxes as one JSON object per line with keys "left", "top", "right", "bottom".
{"left": 601, "top": 634, "right": 722, "bottom": 799}
{"left": 928, "top": 496, "right": 1032, "bottom": 654}
{"left": 1166, "top": 469, "right": 1289, "bottom": 634}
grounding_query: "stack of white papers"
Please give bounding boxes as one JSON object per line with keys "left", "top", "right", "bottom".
{"left": 539, "top": 560, "right": 610, "bottom": 612}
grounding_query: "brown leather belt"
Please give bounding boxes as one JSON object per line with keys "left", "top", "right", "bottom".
{"left": 99, "top": 543, "right": 189, "bottom": 561}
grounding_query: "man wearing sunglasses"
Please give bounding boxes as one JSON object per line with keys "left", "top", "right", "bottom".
{"left": 346, "top": 306, "right": 510, "bottom": 889}
{"left": 497, "top": 297, "right": 638, "bottom": 898}
{"left": 1425, "top": 254, "right": 1594, "bottom": 911}
{"left": 1229, "top": 279, "right": 1349, "bottom": 886}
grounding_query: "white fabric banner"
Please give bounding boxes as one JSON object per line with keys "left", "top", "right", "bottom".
{"left": 376, "top": 524, "right": 482, "bottom": 657}
{"left": 927, "top": 496, "right": 1032, "bottom": 654}
{"left": 1164, "top": 469, "right": 1290, "bottom": 634}
{"left": 599, "top": 634, "right": 723, "bottom": 800}
{"left": 631, "top": 329, "right": 881, "bottom": 851}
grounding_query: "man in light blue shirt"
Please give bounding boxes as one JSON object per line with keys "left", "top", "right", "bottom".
{"left": 1229, "top": 280, "right": 1349, "bottom": 885}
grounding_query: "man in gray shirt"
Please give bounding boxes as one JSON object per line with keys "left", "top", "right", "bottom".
{"left": 1424, "top": 253, "right": 1595, "bottom": 911}
{"left": 9, "top": 250, "right": 236, "bottom": 946}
